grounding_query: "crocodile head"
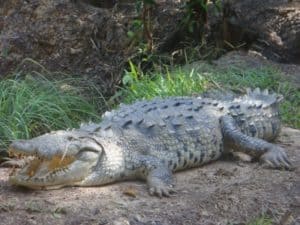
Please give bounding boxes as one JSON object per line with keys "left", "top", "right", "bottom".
{"left": 8, "top": 130, "right": 102, "bottom": 189}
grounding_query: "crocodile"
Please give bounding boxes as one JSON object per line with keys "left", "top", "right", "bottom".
{"left": 8, "top": 88, "right": 292, "bottom": 197}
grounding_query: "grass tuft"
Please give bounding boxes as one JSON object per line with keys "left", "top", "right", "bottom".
{"left": 246, "top": 215, "right": 273, "bottom": 225}
{"left": 0, "top": 76, "right": 100, "bottom": 151}
{"left": 120, "top": 61, "right": 209, "bottom": 103}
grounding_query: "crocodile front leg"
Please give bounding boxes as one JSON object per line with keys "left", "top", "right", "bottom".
{"left": 147, "top": 165, "right": 174, "bottom": 197}
{"left": 133, "top": 156, "right": 175, "bottom": 197}
{"left": 220, "top": 115, "right": 293, "bottom": 170}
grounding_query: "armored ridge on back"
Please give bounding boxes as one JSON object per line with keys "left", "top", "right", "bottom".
{"left": 7, "top": 88, "right": 292, "bottom": 197}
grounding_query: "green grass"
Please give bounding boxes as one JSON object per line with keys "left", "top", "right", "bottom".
{"left": 229, "top": 215, "right": 273, "bottom": 225}
{"left": 120, "top": 61, "right": 209, "bottom": 103}
{"left": 246, "top": 215, "right": 273, "bottom": 225}
{"left": 0, "top": 76, "right": 101, "bottom": 151}
{"left": 119, "top": 62, "right": 300, "bottom": 128}
{"left": 121, "top": 69, "right": 208, "bottom": 103}
{"left": 212, "top": 67, "right": 282, "bottom": 90}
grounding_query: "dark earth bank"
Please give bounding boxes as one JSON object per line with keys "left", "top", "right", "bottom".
{"left": 1, "top": 0, "right": 299, "bottom": 97}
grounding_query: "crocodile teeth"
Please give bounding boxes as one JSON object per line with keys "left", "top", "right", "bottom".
{"left": 8, "top": 153, "right": 75, "bottom": 178}
{"left": 263, "top": 89, "right": 269, "bottom": 95}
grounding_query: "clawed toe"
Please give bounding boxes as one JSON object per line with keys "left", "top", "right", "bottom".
{"left": 149, "top": 185, "right": 176, "bottom": 198}
{"left": 146, "top": 165, "right": 175, "bottom": 197}
{"left": 260, "top": 147, "right": 294, "bottom": 170}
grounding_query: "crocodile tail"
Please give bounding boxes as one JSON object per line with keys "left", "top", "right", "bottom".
{"left": 244, "top": 87, "right": 283, "bottom": 106}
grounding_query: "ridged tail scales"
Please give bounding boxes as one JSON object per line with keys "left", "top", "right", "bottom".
{"left": 244, "top": 87, "right": 284, "bottom": 106}
{"left": 228, "top": 88, "right": 284, "bottom": 141}
{"left": 221, "top": 88, "right": 292, "bottom": 170}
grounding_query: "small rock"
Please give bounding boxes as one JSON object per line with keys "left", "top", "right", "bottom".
{"left": 123, "top": 186, "right": 138, "bottom": 198}
{"left": 113, "top": 217, "right": 130, "bottom": 225}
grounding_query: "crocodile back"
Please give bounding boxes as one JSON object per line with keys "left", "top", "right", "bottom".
{"left": 95, "top": 97, "right": 226, "bottom": 171}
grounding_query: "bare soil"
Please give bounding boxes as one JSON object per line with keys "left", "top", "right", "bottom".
{"left": 0, "top": 0, "right": 183, "bottom": 96}
{"left": 0, "top": 127, "right": 299, "bottom": 225}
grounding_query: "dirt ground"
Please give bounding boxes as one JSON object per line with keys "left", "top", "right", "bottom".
{"left": 0, "top": 127, "right": 299, "bottom": 225}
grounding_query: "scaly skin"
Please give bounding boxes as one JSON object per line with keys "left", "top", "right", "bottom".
{"left": 7, "top": 88, "right": 292, "bottom": 197}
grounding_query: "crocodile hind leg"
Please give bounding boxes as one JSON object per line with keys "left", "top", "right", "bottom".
{"left": 221, "top": 115, "right": 293, "bottom": 170}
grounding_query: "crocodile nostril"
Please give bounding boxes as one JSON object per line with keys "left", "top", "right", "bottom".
{"left": 67, "top": 136, "right": 74, "bottom": 141}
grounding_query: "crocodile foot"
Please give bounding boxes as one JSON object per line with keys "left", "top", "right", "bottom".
{"left": 147, "top": 166, "right": 175, "bottom": 197}
{"left": 148, "top": 177, "right": 176, "bottom": 197}
{"left": 260, "top": 146, "right": 293, "bottom": 170}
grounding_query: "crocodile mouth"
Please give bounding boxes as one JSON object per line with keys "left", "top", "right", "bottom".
{"left": 6, "top": 131, "right": 102, "bottom": 189}
{"left": 8, "top": 147, "right": 97, "bottom": 189}
{"left": 8, "top": 151, "right": 76, "bottom": 177}
{"left": 8, "top": 148, "right": 77, "bottom": 189}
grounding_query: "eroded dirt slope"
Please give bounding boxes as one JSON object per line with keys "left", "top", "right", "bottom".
{"left": 0, "top": 127, "right": 299, "bottom": 225}
{"left": 0, "top": 0, "right": 183, "bottom": 96}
